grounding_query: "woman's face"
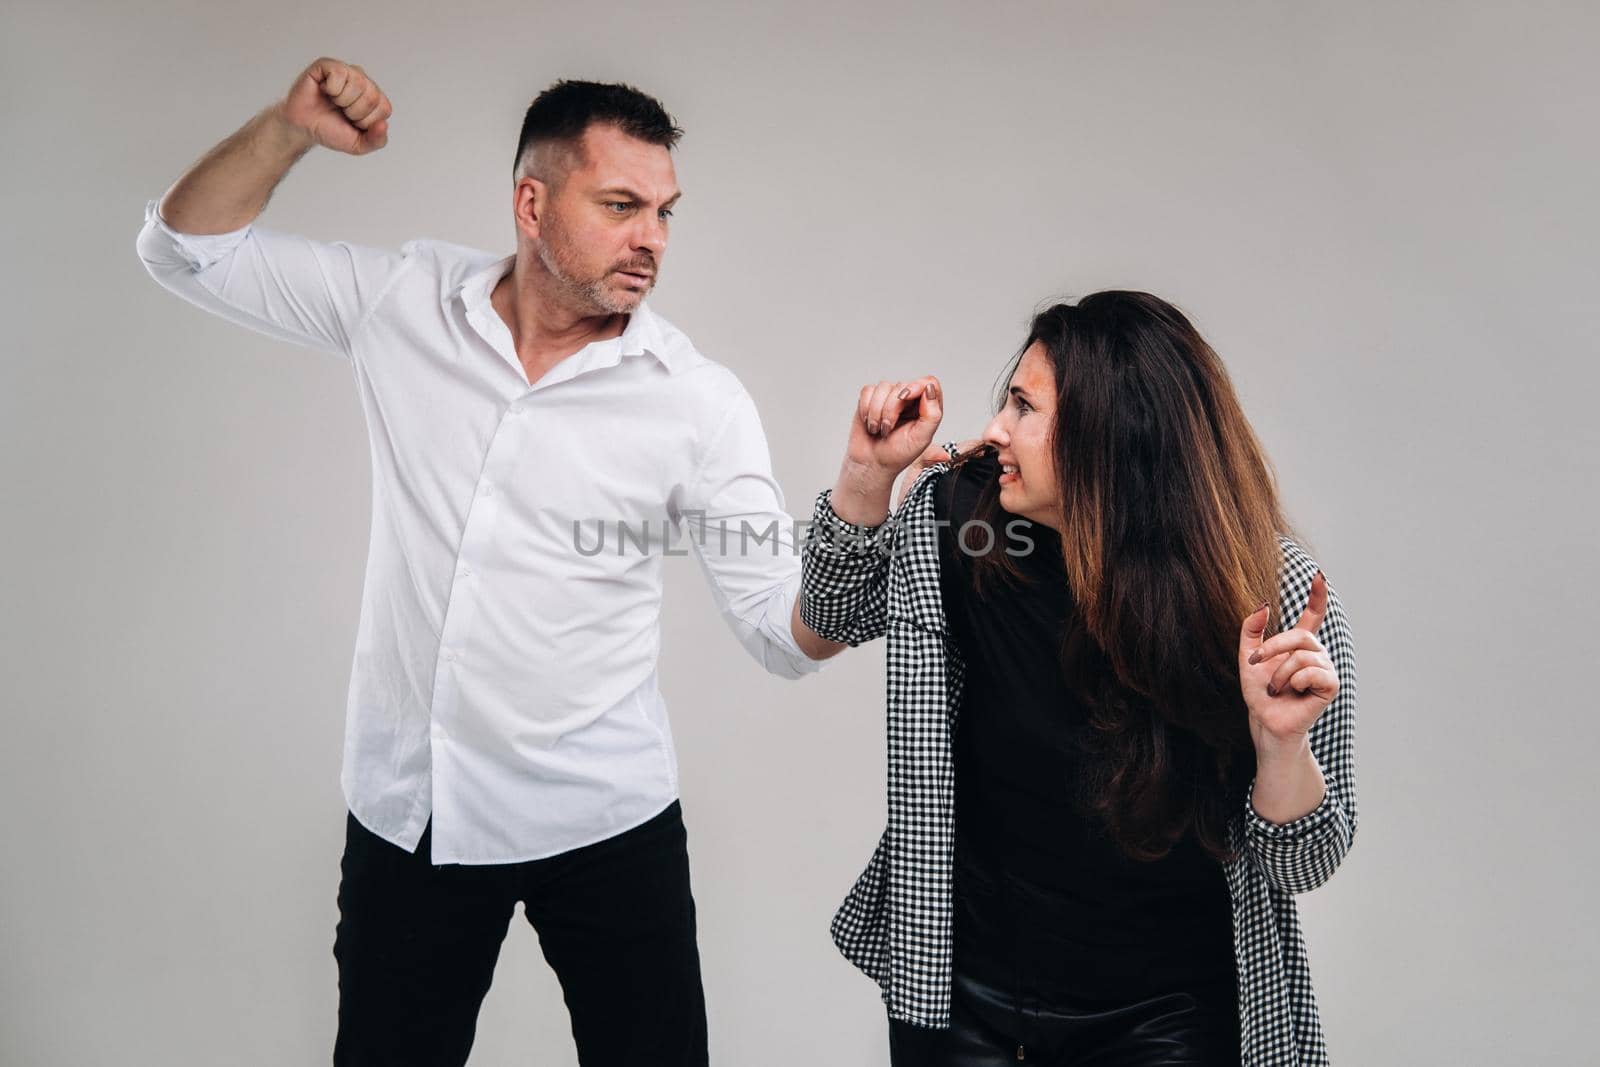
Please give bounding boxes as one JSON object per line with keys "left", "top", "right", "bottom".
{"left": 982, "top": 341, "right": 1062, "bottom": 530}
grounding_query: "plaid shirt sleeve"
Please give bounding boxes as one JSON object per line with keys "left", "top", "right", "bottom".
{"left": 1243, "top": 537, "right": 1359, "bottom": 894}
{"left": 798, "top": 488, "right": 897, "bottom": 647}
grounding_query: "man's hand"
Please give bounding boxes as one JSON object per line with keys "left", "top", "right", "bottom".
{"left": 277, "top": 58, "right": 392, "bottom": 156}
{"left": 156, "top": 59, "right": 393, "bottom": 235}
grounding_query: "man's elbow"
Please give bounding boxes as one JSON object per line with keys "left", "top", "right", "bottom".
{"left": 795, "top": 632, "right": 849, "bottom": 665}
{"left": 135, "top": 222, "right": 180, "bottom": 280}
{"left": 762, "top": 636, "right": 841, "bottom": 681}
{"left": 788, "top": 600, "right": 850, "bottom": 670}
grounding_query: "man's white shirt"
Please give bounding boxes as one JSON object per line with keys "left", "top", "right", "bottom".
{"left": 136, "top": 200, "right": 823, "bottom": 863}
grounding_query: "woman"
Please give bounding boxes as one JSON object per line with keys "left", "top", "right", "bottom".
{"left": 799, "top": 291, "right": 1356, "bottom": 1066}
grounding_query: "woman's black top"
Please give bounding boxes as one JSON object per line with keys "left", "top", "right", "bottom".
{"left": 933, "top": 452, "right": 1237, "bottom": 1005}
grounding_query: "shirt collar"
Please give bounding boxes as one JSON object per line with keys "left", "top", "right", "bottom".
{"left": 454, "top": 253, "right": 678, "bottom": 374}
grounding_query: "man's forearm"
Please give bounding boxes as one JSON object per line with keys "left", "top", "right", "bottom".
{"left": 159, "top": 103, "right": 315, "bottom": 235}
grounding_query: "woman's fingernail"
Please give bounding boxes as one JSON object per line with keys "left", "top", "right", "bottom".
{"left": 898, "top": 388, "right": 910, "bottom": 400}
{"left": 1248, "top": 651, "right": 1261, "bottom": 665}
{"left": 1266, "top": 684, "right": 1278, "bottom": 697}
{"left": 867, "top": 421, "right": 878, "bottom": 434}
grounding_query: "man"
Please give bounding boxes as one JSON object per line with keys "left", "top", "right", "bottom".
{"left": 135, "top": 59, "right": 848, "bottom": 1066}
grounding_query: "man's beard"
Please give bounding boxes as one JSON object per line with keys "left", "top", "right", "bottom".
{"left": 537, "top": 217, "right": 656, "bottom": 316}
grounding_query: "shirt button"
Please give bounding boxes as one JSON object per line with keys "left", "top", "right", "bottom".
{"left": 442, "top": 649, "right": 457, "bottom": 662}
{"left": 458, "top": 565, "right": 472, "bottom": 579}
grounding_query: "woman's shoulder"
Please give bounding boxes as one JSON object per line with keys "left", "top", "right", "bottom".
{"left": 930, "top": 449, "right": 1000, "bottom": 525}
{"left": 1273, "top": 533, "right": 1351, "bottom": 633}
{"left": 1275, "top": 534, "right": 1320, "bottom": 587}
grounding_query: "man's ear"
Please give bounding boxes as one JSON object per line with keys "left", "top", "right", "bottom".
{"left": 513, "top": 176, "right": 547, "bottom": 242}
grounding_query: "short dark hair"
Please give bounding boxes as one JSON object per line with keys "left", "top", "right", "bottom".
{"left": 513, "top": 80, "right": 682, "bottom": 174}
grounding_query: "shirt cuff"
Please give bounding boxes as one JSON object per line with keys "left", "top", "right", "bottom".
{"left": 1244, "top": 778, "right": 1338, "bottom": 842}
{"left": 144, "top": 198, "right": 254, "bottom": 270}
{"left": 807, "top": 488, "right": 896, "bottom": 560}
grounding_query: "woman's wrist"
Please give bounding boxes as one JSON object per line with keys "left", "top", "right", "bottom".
{"left": 1252, "top": 725, "right": 1312, "bottom": 766}
{"left": 1249, "top": 734, "right": 1326, "bottom": 824}
{"left": 829, "top": 459, "right": 898, "bottom": 527}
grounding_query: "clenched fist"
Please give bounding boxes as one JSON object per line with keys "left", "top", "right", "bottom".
{"left": 277, "top": 57, "right": 392, "bottom": 155}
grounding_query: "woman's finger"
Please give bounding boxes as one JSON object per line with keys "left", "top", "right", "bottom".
{"left": 859, "top": 381, "right": 888, "bottom": 433}
{"left": 856, "top": 383, "right": 875, "bottom": 428}
{"left": 1284, "top": 664, "right": 1339, "bottom": 702}
{"left": 870, "top": 382, "right": 921, "bottom": 435}
{"left": 913, "top": 379, "right": 942, "bottom": 434}
{"left": 865, "top": 381, "right": 899, "bottom": 436}
{"left": 1237, "top": 600, "right": 1272, "bottom": 663}
{"left": 1267, "top": 649, "right": 1334, "bottom": 697}
{"left": 1290, "top": 571, "right": 1328, "bottom": 635}
{"left": 879, "top": 381, "right": 928, "bottom": 435}
{"left": 1247, "top": 627, "right": 1325, "bottom": 666}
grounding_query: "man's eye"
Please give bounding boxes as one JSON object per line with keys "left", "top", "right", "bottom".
{"left": 659, "top": 208, "right": 674, "bottom": 220}
{"left": 605, "top": 202, "right": 631, "bottom": 214}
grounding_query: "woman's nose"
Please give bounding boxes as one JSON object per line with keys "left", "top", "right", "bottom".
{"left": 981, "top": 414, "right": 1009, "bottom": 449}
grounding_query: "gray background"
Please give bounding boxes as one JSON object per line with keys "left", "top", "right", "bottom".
{"left": 3, "top": 1, "right": 1595, "bottom": 1063}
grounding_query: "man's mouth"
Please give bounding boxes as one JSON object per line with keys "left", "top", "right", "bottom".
{"left": 616, "top": 269, "right": 655, "bottom": 285}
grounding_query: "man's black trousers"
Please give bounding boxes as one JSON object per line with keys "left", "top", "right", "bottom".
{"left": 331, "top": 800, "right": 708, "bottom": 1066}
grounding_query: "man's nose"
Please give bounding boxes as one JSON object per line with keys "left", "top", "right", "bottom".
{"left": 633, "top": 215, "right": 667, "bottom": 257}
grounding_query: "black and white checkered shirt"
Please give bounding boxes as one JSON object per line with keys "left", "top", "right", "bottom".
{"left": 800, "top": 456, "right": 1358, "bottom": 1066}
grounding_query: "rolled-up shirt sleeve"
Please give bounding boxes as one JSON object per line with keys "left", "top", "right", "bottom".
{"left": 134, "top": 198, "right": 404, "bottom": 360}
{"left": 678, "top": 383, "right": 825, "bottom": 681}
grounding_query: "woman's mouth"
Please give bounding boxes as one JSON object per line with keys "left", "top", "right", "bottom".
{"left": 999, "top": 463, "right": 1019, "bottom": 486}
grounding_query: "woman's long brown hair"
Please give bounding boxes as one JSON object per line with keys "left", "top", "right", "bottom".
{"left": 956, "top": 292, "right": 1290, "bottom": 862}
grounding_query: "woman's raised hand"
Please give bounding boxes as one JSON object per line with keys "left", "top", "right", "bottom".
{"left": 1238, "top": 572, "right": 1339, "bottom": 751}
{"left": 829, "top": 377, "right": 943, "bottom": 526}
{"left": 845, "top": 377, "right": 944, "bottom": 478}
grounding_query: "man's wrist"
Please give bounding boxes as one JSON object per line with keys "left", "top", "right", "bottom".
{"left": 262, "top": 102, "right": 317, "bottom": 155}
